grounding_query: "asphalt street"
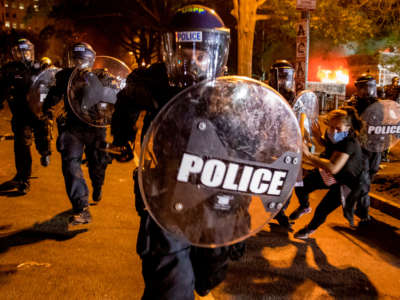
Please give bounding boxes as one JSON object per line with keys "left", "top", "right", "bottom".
{"left": 0, "top": 105, "right": 399, "bottom": 299}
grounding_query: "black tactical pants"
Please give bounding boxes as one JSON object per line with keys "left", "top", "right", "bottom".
{"left": 11, "top": 116, "right": 51, "bottom": 182}
{"left": 57, "top": 126, "right": 108, "bottom": 212}
{"left": 134, "top": 171, "right": 230, "bottom": 300}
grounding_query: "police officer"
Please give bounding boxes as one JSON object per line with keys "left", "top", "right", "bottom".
{"left": 268, "top": 59, "right": 296, "bottom": 105}
{"left": 384, "top": 76, "right": 400, "bottom": 102}
{"left": 111, "top": 5, "right": 242, "bottom": 299}
{"left": 346, "top": 74, "right": 381, "bottom": 224}
{"left": 266, "top": 59, "right": 297, "bottom": 228}
{"left": 0, "top": 38, "right": 52, "bottom": 194}
{"left": 43, "top": 42, "right": 111, "bottom": 225}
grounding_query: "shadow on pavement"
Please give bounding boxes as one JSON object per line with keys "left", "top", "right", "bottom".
{"left": 332, "top": 216, "right": 400, "bottom": 267}
{"left": 220, "top": 226, "right": 378, "bottom": 299}
{"left": 0, "top": 210, "right": 88, "bottom": 254}
{"left": 0, "top": 177, "right": 39, "bottom": 197}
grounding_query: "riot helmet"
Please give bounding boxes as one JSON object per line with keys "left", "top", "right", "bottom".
{"left": 355, "top": 74, "right": 377, "bottom": 99}
{"left": 40, "top": 57, "right": 52, "bottom": 69}
{"left": 12, "top": 38, "right": 34, "bottom": 63}
{"left": 68, "top": 42, "right": 96, "bottom": 69}
{"left": 269, "top": 60, "right": 295, "bottom": 97}
{"left": 162, "top": 5, "right": 230, "bottom": 88}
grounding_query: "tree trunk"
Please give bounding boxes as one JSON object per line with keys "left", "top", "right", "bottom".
{"left": 232, "top": 0, "right": 267, "bottom": 77}
{"left": 237, "top": 2, "right": 257, "bottom": 76}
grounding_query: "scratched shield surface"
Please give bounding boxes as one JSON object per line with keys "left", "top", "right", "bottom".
{"left": 138, "top": 76, "right": 302, "bottom": 247}
{"left": 67, "top": 56, "right": 130, "bottom": 127}
{"left": 27, "top": 67, "right": 61, "bottom": 119}
{"left": 360, "top": 100, "right": 400, "bottom": 152}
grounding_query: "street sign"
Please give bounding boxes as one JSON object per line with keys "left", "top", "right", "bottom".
{"left": 296, "top": 21, "right": 307, "bottom": 38}
{"left": 296, "top": 0, "right": 316, "bottom": 10}
{"left": 296, "top": 38, "right": 307, "bottom": 58}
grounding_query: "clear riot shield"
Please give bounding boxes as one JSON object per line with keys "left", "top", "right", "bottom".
{"left": 360, "top": 99, "right": 400, "bottom": 152}
{"left": 292, "top": 90, "right": 319, "bottom": 141}
{"left": 139, "top": 76, "right": 302, "bottom": 247}
{"left": 27, "top": 67, "right": 60, "bottom": 118}
{"left": 67, "top": 56, "right": 131, "bottom": 127}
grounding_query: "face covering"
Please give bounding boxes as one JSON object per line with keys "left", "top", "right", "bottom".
{"left": 327, "top": 131, "right": 348, "bottom": 144}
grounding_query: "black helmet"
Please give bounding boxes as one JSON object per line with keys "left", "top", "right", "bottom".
{"left": 355, "top": 73, "right": 377, "bottom": 99}
{"left": 162, "top": 5, "right": 230, "bottom": 88}
{"left": 12, "top": 38, "right": 34, "bottom": 63}
{"left": 268, "top": 60, "right": 295, "bottom": 101}
{"left": 68, "top": 42, "right": 96, "bottom": 69}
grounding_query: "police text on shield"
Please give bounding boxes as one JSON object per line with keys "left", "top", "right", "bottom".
{"left": 177, "top": 153, "right": 287, "bottom": 196}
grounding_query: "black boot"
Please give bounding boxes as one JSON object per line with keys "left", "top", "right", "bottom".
{"left": 92, "top": 186, "right": 102, "bottom": 204}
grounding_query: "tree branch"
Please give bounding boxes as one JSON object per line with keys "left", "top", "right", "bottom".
{"left": 256, "top": 14, "right": 269, "bottom": 21}
{"left": 231, "top": 0, "right": 239, "bottom": 20}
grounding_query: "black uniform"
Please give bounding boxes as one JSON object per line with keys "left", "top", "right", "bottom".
{"left": 0, "top": 60, "right": 51, "bottom": 191}
{"left": 347, "top": 95, "right": 381, "bottom": 220}
{"left": 112, "top": 63, "right": 243, "bottom": 299}
{"left": 43, "top": 68, "right": 109, "bottom": 213}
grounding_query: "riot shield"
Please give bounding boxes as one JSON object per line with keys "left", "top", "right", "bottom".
{"left": 138, "top": 76, "right": 302, "bottom": 247}
{"left": 292, "top": 90, "right": 319, "bottom": 141}
{"left": 27, "top": 67, "right": 60, "bottom": 118}
{"left": 92, "top": 55, "right": 131, "bottom": 89}
{"left": 67, "top": 56, "right": 131, "bottom": 127}
{"left": 360, "top": 99, "right": 400, "bottom": 152}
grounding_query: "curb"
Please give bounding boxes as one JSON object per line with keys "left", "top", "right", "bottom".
{"left": 369, "top": 192, "right": 400, "bottom": 220}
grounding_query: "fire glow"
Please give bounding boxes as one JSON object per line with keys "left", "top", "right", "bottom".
{"left": 309, "top": 55, "right": 350, "bottom": 85}
{"left": 317, "top": 66, "right": 349, "bottom": 84}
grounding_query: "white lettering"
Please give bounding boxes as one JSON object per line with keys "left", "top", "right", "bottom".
{"left": 268, "top": 171, "right": 287, "bottom": 195}
{"left": 176, "top": 153, "right": 288, "bottom": 196}
{"left": 238, "top": 166, "right": 254, "bottom": 192}
{"left": 368, "top": 126, "right": 375, "bottom": 134}
{"left": 176, "top": 153, "right": 204, "bottom": 182}
{"left": 176, "top": 31, "right": 202, "bottom": 42}
{"left": 250, "top": 169, "right": 272, "bottom": 194}
{"left": 368, "top": 125, "right": 400, "bottom": 135}
{"left": 201, "top": 159, "right": 226, "bottom": 187}
{"left": 222, "top": 163, "right": 239, "bottom": 190}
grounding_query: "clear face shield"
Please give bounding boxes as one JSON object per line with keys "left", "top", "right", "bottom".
{"left": 162, "top": 29, "right": 230, "bottom": 88}
{"left": 269, "top": 68, "right": 295, "bottom": 93}
{"left": 67, "top": 46, "right": 95, "bottom": 69}
{"left": 12, "top": 44, "right": 34, "bottom": 63}
{"left": 356, "top": 81, "right": 377, "bottom": 99}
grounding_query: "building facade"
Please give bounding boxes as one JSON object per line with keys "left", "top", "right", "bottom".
{"left": 2, "top": 0, "right": 48, "bottom": 32}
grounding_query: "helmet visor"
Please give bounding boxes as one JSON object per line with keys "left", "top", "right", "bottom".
{"left": 162, "top": 29, "right": 230, "bottom": 87}
{"left": 68, "top": 45, "right": 95, "bottom": 69}
{"left": 269, "top": 68, "right": 294, "bottom": 92}
{"left": 12, "top": 45, "right": 34, "bottom": 63}
{"left": 356, "top": 82, "right": 377, "bottom": 98}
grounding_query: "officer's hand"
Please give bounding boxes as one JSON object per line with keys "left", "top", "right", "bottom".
{"left": 102, "top": 142, "right": 134, "bottom": 163}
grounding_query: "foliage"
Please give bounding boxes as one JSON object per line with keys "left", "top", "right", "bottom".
{"left": 251, "top": 0, "right": 400, "bottom": 78}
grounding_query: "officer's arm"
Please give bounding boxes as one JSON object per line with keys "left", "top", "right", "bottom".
{"left": 42, "top": 70, "right": 66, "bottom": 117}
{"left": 111, "top": 87, "right": 141, "bottom": 147}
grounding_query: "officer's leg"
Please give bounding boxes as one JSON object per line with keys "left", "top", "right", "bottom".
{"left": 12, "top": 118, "right": 33, "bottom": 193}
{"left": 85, "top": 129, "right": 108, "bottom": 203}
{"left": 134, "top": 171, "right": 195, "bottom": 300}
{"left": 33, "top": 118, "right": 52, "bottom": 166}
{"left": 58, "top": 130, "right": 89, "bottom": 213}
{"left": 190, "top": 246, "right": 229, "bottom": 296}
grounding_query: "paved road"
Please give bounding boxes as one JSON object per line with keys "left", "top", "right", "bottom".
{"left": 0, "top": 106, "right": 399, "bottom": 299}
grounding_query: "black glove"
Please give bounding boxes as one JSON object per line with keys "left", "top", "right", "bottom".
{"left": 102, "top": 142, "right": 134, "bottom": 163}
